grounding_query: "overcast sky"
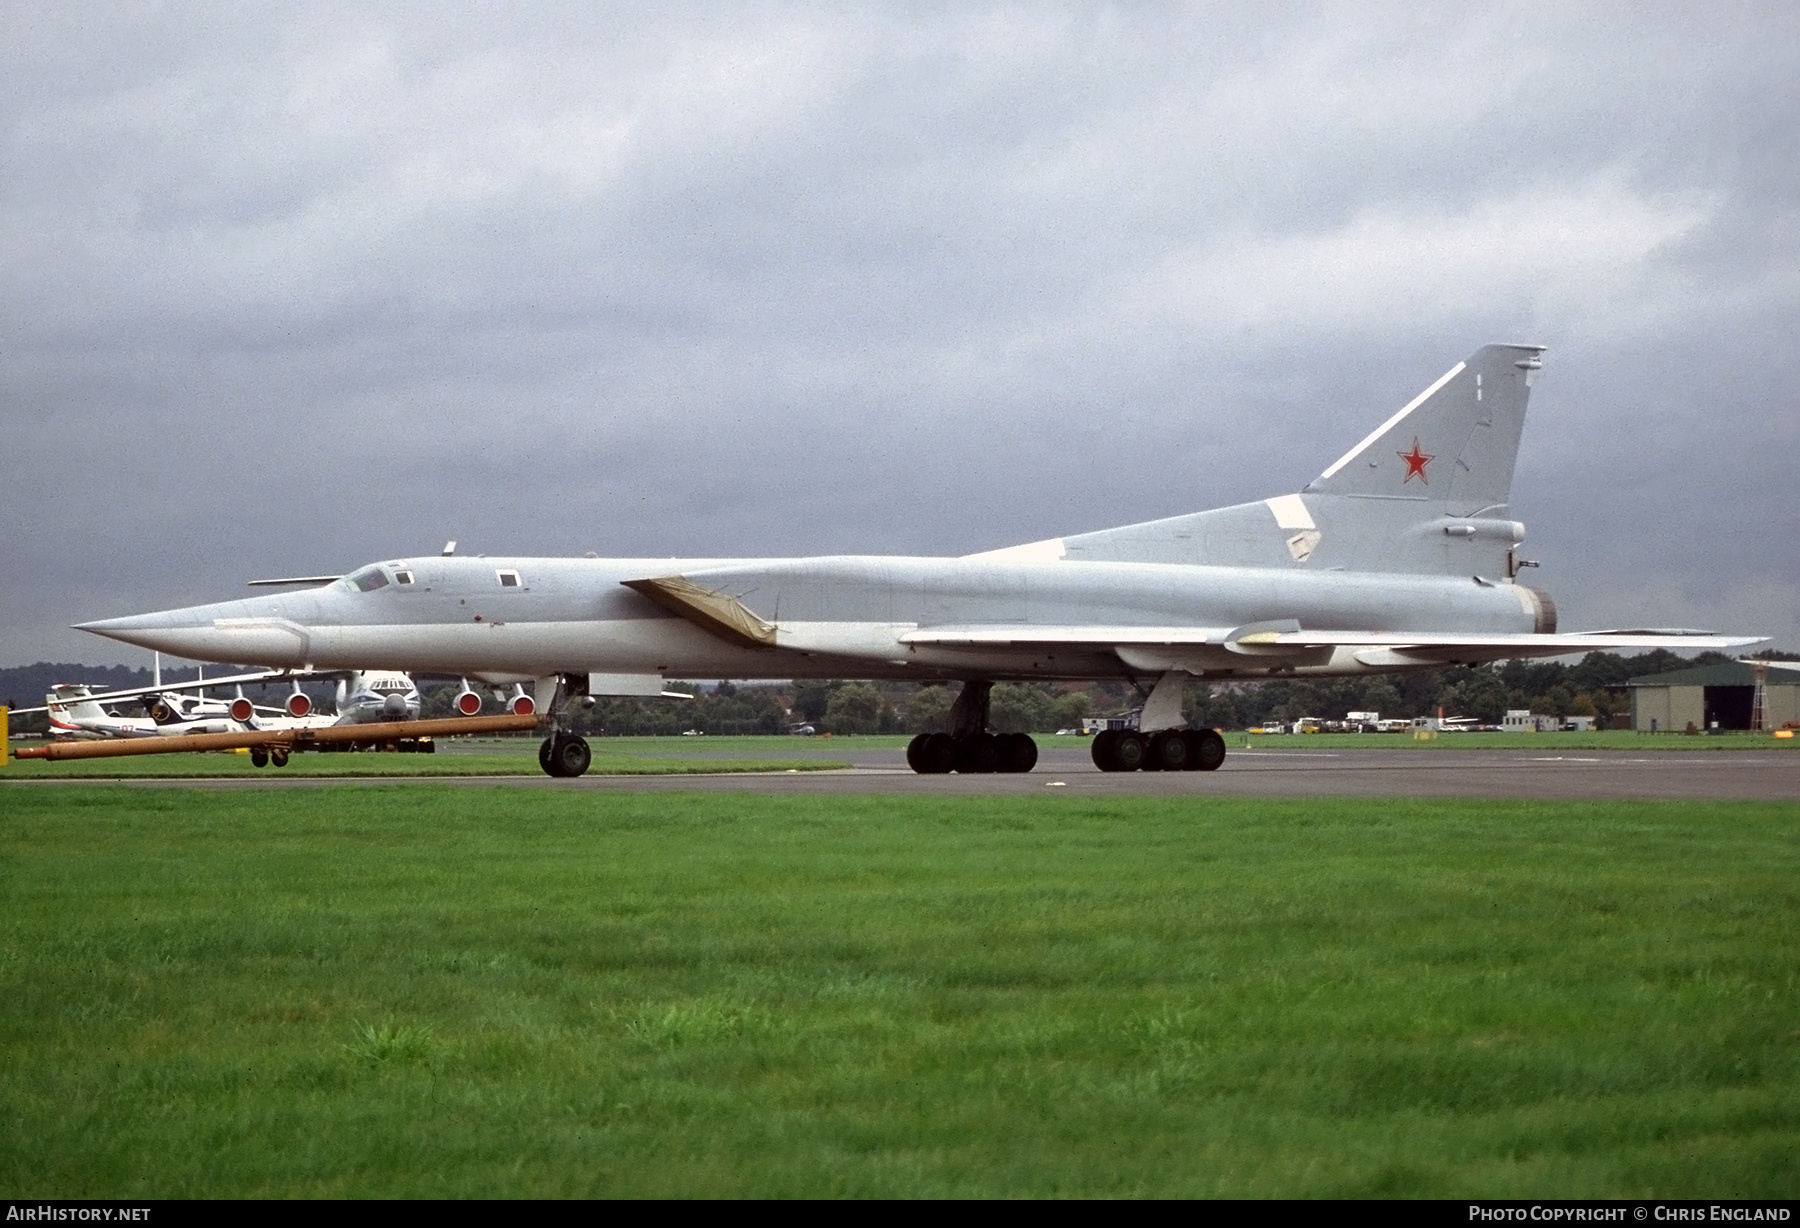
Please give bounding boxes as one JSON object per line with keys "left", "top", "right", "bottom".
{"left": 4, "top": 1, "right": 1796, "bottom": 668}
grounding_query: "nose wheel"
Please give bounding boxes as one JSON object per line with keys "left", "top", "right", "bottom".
{"left": 539, "top": 734, "right": 592, "bottom": 778}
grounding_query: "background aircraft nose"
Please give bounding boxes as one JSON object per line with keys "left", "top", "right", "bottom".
{"left": 383, "top": 693, "right": 408, "bottom": 718}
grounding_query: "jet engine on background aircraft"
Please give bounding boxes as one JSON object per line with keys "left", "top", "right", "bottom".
{"left": 286, "top": 688, "right": 311, "bottom": 717}
{"left": 454, "top": 684, "right": 483, "bottom": 717}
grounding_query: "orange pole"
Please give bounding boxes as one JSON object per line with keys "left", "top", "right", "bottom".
{"left": 13, "top": 713, "right": 539, "bottom": 761}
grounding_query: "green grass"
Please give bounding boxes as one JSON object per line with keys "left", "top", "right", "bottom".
{"left": 2, "top": 788, "right": 1796, "bottom": 1197}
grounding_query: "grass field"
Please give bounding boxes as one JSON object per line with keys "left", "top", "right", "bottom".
{"left": 2, "top": 787, "right": 1796, "bottom": 1197}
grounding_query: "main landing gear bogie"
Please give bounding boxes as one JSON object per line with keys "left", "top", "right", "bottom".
{"left": 1092, "top": 728, "right": 1225, "bottom": 772}
{"left": 906, "top": 731, "right": 1039, "bottom": 775}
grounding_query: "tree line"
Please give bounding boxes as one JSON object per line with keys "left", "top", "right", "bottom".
{"left": 7, "top": 648, "right": 1790, "bottom": 739}
{"left": 501, "top": 649, "right": 1797, "bottom": 737}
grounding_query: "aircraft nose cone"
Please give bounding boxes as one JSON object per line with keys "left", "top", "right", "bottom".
{"left": 75, "top": 612, "right": 176, "bottom": 633}
{"left": 76, "top": 598, "right": 313, "bottom": 667}
{"left": 75, "top": 610, "right": 204, "bottom": 651}
{"left": 383, "top": 693, "right": 407, "bottom": 718}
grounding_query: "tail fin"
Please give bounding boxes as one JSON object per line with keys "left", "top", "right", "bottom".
{"left": 1053, "top": 343, "right": 1549, "bottom": 577}
{"left": 1304, "top": 343, "right": 1545, "bottom": 509}
{"left": 46, "top": 685, "right": 109, "bottom": 734}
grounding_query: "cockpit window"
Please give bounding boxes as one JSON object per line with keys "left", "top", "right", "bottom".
{"left": 394, "top": 570, "right": 414, "bottom": 585}
{"left": 497, "top": 569, "right": 522, "bottom": 588}
{"left": 346, "top": 566, "right": 390, "bottom": 592}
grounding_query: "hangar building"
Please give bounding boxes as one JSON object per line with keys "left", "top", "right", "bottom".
{"left": 1628, "top": 660, "right": 1800, "bottom": 732}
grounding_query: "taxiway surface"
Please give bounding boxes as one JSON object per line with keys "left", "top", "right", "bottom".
{"left": 24, "top": 746, "right": 1799, "bottom": 801}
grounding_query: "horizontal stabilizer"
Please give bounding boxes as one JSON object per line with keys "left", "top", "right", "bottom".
{"left": 1251, "top": 629, "right": 1765, "bottom": 666}
{"left": 902, "top": 624, "right": 1765, "bottom": 670}
{"left": 904, "top": 625, "right": 1761, "bottom": 651}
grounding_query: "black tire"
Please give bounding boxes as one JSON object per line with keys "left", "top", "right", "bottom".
{"left": 1190, "top": 729, "right": 1226, "bottom": 771}
{"left": 919, "top": 733, "right": 957, "bottom": 774}
{"left": 997, "top": 732, "right": 1038, "bottom": 773}
{"left": 1091, "top": 729, "right": 1121, "bottom": 771}
{"left": 538, "top": 737, "right": 556, "bottom": 774}
{"left": 1149, "top": 730, "right": 1189, "bottom": 771}
{"left": 270, "top": 747, "right": 290, "bottom": 768}
{"left": 250, "top": 747, "right": 269, "bottom": 768}
{"left": 956, "top": 732, "right": 1000, "bottom": 774}
{"left": 906, "top": 733, "right": 930, "bottom": 773}
{"left": 553, "top": 735, "right": 591, "bottom": 778}
{"left": 1113, "top": 731, "right": 1149, "bottom": 772}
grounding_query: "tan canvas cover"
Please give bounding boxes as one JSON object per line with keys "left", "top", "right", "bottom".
{"left": 621, "top": 575, "right": 778, "bottom": 649}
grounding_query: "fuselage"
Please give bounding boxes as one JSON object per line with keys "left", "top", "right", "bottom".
{"left": 79, "top": 553, "right": 1547, "bottom": 684}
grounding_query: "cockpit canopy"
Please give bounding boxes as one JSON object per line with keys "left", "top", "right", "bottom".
{"left": 343, "top": 567, "right": 388, "bottom": 593}
{"left": 341, "top": 565, "right": 415, "bottom": 593}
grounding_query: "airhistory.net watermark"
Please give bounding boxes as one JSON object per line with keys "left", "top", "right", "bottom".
{"left": 5, "top": 1209, "right": 151, "bottom": 1222}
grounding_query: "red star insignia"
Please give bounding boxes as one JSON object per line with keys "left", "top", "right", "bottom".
{"left": 1398, "top": 437, "right": 1433, "bottom": 484}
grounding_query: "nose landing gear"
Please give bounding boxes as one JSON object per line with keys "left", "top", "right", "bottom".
{"left": 528, "top": 674, "right": 596, "bottom": 778}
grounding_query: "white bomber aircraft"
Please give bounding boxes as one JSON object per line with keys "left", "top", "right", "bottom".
{"left": 79, "top": 344, "right": 1764, "bottom": 777}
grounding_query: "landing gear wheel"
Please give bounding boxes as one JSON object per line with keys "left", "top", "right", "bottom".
{"left": 1149, "top": 730, "right": 1189, "bottom": 772}
{"left": 542, "top": 734, "right": 591, "bottom": 778}
{"left": 538, "top": 737, "right": 555, "bottom": 774}
{"left": 1188, "top": 729, "right": 1226, "bottom": 771}
{"left": 557, "top": 735, "right": 592, "bottom": 777}
{"left": 1113, "top": 731, "right": 1149, "bottom": 772}
{"left": 917, "top": 733, "right": 957, "bottom": 774}
{"left": 906, "top": 733, "right": 929, "bottom": 773}
{"left": 250, "top": 747, "right": 269, "bottom": 768}
{"left": 270, "top": 747, "right": 290, "bottom": 768}
{"left": 956, "top": 732, "right": 1000, "bottom": 774}
{"left": 1092, "top": 729, "right": 1122, "bottom": 771}
{"left": 996, "top": 732, "right": 1038, "bottom": 773}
